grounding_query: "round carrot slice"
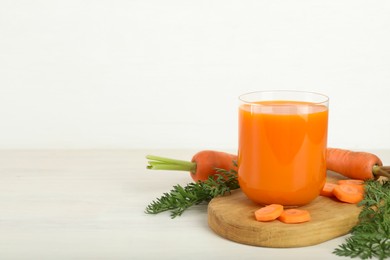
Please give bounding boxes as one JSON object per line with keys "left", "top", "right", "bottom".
{"left": 254, "top": 204, "right": 284, "bottom": 222}
{"left": 333, "top": 184, "right": 364, "bottom": 204}
{"left": 278, "top": 209, "right": 311, "bottom": 224}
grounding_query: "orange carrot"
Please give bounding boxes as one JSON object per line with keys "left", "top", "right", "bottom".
{"left": 191, "top": 151, "right": 237, "bottom": 181}
{"left": 332, "top": 184, "right": 364, "bottom": 204}
{"left": 320, "top": 182, "right": 337, "bottom": 197}
{"left": 278, "top": 209, "right": 311, "bottom": 224}
{"left": 254, "top": 204, "right": 284, "bottom": 222}
{"left": 146, "top": 150, "right": 237, "bottom": 182}
{"left": 326, "top": 148, "right": 390, "bottom": 180}
{"left": 147, "top": 148, "right": 390, "bottom": 183}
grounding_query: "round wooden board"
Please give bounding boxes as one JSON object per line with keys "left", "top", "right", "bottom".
{"left": 207, "top": 172, "right": 362, "bottom": 248}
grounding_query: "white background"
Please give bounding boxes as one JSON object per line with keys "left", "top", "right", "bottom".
{"left": 1, "top": 0, "right": 389, "bottom": 150}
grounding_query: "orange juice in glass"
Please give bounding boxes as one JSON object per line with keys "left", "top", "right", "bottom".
{"left": 238, "top": 90, "right": 329, "bottom": 206}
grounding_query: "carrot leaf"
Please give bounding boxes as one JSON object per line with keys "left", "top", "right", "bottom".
{"left": 145, "top": 164, "right": 239, "bottom": 218}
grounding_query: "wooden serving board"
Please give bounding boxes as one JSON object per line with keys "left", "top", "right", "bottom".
{"left": 208, "top": 171, "right": 362, "bottom": 248}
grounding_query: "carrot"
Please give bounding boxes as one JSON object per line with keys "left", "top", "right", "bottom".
{"left": 147, "top": 148, "right": 390, "bottom": 183}
{"left": 326, "top": 148, "right": 390, "bottom": 180}
{"left": 191, "top": 151, "right": 237, "bottom": 181}
{"left": 278, "top": 209, "right": 311, "bottom": 224}
{"left": 146, "top": 150, "right": 237, "bottom": 182}
{"left": 320, "top": 182, "right": 337, "bottom": 197}
{"left": 254, "top": 204, "right": 284, "bottom": 222}
{"left": 332, "top": 184, "right": 364, "bottom": 204}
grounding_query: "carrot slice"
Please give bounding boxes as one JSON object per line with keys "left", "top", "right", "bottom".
{"left": 333, "top": 184, "right": 364, "bottom": 204}
{"left": 349, "top": 184, "right": 365, "bottom": 194}
{"left": 320, "top": 182, "right": 337, "bottom": 197}
{"left": 337, "top": 180, "right": 365, "bottom": 194}
{"left": 278, "top": 209, "right": 311, "bottom": 224}
{"left": 254, "top": 204, "right": 284, "bottom": 222}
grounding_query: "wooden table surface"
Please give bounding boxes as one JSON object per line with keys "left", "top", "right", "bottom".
{"left": 0, "top": 149, "right": 388, "bottom": 259}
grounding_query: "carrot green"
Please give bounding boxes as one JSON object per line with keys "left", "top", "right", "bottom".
{"left": 145, "top": 165, "right": 239, "bottom": 218}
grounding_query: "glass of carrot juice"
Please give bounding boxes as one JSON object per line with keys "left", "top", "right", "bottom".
{"left": 238, "top": 90, "right": 329, "bottom": 206}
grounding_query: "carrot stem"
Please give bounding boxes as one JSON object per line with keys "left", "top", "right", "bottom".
{"left": 372, "top": 165, "right": 390, "bottom": 179}
{"left": 146, "top": 155, "right": 197, "bottom": 172}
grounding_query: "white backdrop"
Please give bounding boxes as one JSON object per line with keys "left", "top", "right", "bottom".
{"left": 1, "top": 0, "right": 389, "bottom": 150}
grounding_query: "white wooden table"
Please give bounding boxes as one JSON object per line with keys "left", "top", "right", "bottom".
{"left": 0, "top": 149, "right": 388, "bottom": 259}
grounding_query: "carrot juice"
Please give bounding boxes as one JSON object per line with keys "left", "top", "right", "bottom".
{"left": 238, "top": 91, "right": 329, "bottom": 206}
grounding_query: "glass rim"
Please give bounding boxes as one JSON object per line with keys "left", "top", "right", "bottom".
{"left": 239, "top": 90, "right": 329, "bottom": 105}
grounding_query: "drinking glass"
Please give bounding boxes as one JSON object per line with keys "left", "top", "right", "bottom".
{"left": 238, "top": 90, "right": 329, "bottom": 206}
